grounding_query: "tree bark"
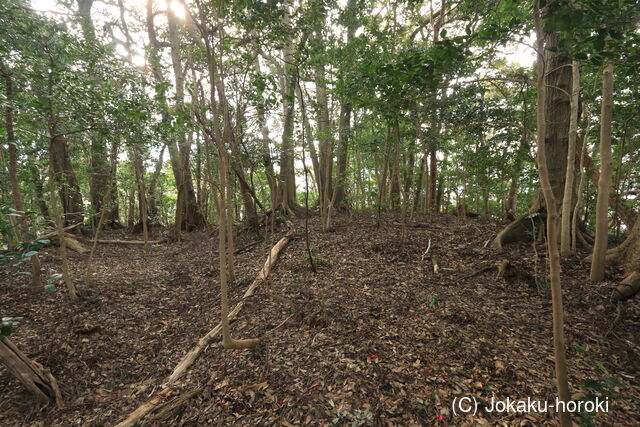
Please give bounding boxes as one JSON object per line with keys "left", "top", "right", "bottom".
{"left": 493, "top": 28, "right": 572, "bottom": 248}
{"left": 313, "top": 8, "right": 336, "bottom": 230}
{"left": 533, "top": 5, "right": 571, "bottom": 425}
{"left": 572, "top": 132, "right": 588, "bottom": 252}
{"left": 413, "top": 155, "right": 426, "bottom": 213}
{"left": 76, "top": 0, "right": 113, "bottom": 228}
{"left": 46, "top": 53, "right": 84, "bottom": 226}
{"left": 590, "top": 62, "right": 614, "bottom": 282}
{"left": 1, "top": 61, "right": 42, "bottom": 289}
{"left": 32, "top": 167, "right": 50, "bottom": 220}
{"left": 560, "top": 61, "right": 580, "bottom": 256}
{"left": 48, "top": 133, "right": 83, "bottom": 226}
{"left": 279, "top": 40, "right": 299, "bottom": 213}
{"left": 147, "top": 143, "right": 166, "bottom": 223}
{"left": 390, "top": 116, "right": 402, "bottom": 211}
{"left": 167, "top": 8, "right": 206, "bottom": 231}
{"left": 333, "top": 0, "right": 358, "bottom": 209}
{"left": 132, "top": 147, "right": 149, "bottom": 248}
{"left": 48, "top": 155, "right": 79, "bottom": 302}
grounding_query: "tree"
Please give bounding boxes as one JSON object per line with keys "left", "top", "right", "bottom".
{"left": 532, "top": 3, "right": 571, "bottom": 425}
{"left": 590, "top": 61, "right": 614, "bottom": 281}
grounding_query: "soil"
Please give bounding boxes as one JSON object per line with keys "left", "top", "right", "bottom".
{"left": 1, "top": 213, "right": 639, "bottom": 426}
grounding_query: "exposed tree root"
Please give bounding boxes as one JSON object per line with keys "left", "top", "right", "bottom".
{"left": 114, "top": 223, "right": 294, "bottom": 427}
{"left": 492, "top": 209, "right": 544, "bottom": 249}
{"left": 576, "top": 229, "right": 593, "bottom": 249}
{"left": 611, "top": 271, "right": 640, "bottom": 303}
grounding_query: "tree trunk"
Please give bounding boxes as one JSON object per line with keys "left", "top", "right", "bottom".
{"left": 590, "top": 62, "right": 614, "bottom": 282}
{"left": 147, "top": 143, "right": 166, "bottom": 223}
{"left": 533, "top": 5, "right": 571, "bottom": 425}
{"left": 106, "top": 140, "right": 120, "bottom": 226}
{"left": 76, "top": 0, "right": 113, "bottom": 228}
{"left": 572, "top": 132, "right": 588, "bottom": 252}
{"left": 48, "top": 156, "right": 79, "bottom": 302}
{"left": 390, "top": 116, "right": 402, "bottom": 211}
{"left": 560, "top": 61, "right": 580, "bottom": 256}
{"left": 216, "top": 124, "right": 258, "bottom": 350}
{"left": 127, "top": 188, "right": 135, "bottom": 229}
{"left": 2, "top": 62, "right": 42, "bottom": 288}
{"left": 297, "top": 85, "right": 320, "bottom": 189}
{"left": 413, "top": 155, "right": 426, "bottom": 213}
{"left": 32, "top": 166, "right": 50, "bottom": 220}
{"left": 581, "top": 145, "right": 635, "bottom": 229}
{"left": 428, "top": 148, "right": 437, "bottom": 211}
{"left": 132, "top": 147, "right": 149, "bottom": 248}
{"left": 333, "top": 0, "right": 357, "bottom": 209}
{"left": 46, "top": 55, "right": 84, "bottom": 226}
{"left": 167, "top": 9, "right": 205, "bottom": 231}
{"left": 251, "top": 50, "right": 279, "bottom": 204}
{"left": 48, "top": 133, "right": 83, "bottom": 226}
{"left": 493, "top": 29, "right": 572, "bottom": 248}
{"left": 279, "top": 54, "right": 299, "bottom": 212}
{"left": 314, "top": 12, "right": 335, "bottom": 230}
{"left": 276, "top": 8, "right": 305, "bottom": 215}
{"left": 403, "top": 152, "right": 415, "bottom": 205}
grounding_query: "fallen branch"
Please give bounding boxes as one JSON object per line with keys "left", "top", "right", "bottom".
{"left": 391, "top": 220, "right": 436, "bottom": 229}
{"left": 38, "top": 221, "right": 83, "bottom": 240}
{"left": 459, "top": 265, "right": 495, "bottom": 279}
{"left": 150, "top": 388, "right": 203, "bottom": 422}
{"left": 0, "top": 337, "right": 64, "bottom": 407}
{"left": 114, "top": 223, "right": 295, "bottom": 427}
{"left": 265, "top": 313, "right": 295, "bottom": 335}
{"left": 420, "top": 239, "right": 432, "bottom": 262}
{"left": 88, "top": 238, "right": 166, "bottom": 245}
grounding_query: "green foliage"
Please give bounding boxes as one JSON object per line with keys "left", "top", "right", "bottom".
{"left": 0, "top": 317, "right": 22, "bottom": 339}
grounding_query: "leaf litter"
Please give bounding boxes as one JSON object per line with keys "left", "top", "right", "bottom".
{"left": 0, "top": 213, "right": 638, "bottom": 425}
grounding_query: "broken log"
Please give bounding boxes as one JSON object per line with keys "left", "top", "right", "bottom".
{"left": 611, "top": 271, "right": 640, "bottom": 303}
{"left": 65, "top": 237, "right": 89, "bottom": 253}
{"left": 114, "top": 223, "right": 295, "bottom": 427}
{"left": 0, "top": 337, "right": 63, "bottom": 407}
{"left": 46, "top": 232, "right": 90, "bottom": 254}
{"left": 150, "top": 388, "right": 203, "bottom": 422}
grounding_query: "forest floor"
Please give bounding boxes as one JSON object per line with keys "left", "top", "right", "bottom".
{"left": 1, "top": 212, "right": 639, "bottom": 426}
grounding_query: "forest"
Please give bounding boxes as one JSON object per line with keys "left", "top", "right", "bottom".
{"left": 0, "top": 0, "right": 639, "bottom": 425}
